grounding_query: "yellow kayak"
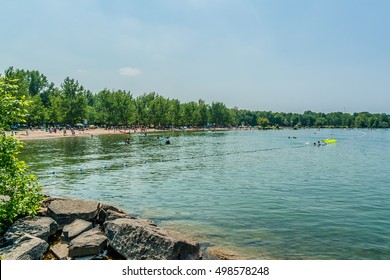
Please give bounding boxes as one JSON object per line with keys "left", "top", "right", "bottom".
{"left": 323, "top": 138, "right": 337, "bottom": 144}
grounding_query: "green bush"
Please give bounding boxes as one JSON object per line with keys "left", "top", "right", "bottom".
{"left": 0, "top": 75, "right": 43, "bottom": 234}
{"left": 0, "top": 134, "right": 43, "bottom": 232}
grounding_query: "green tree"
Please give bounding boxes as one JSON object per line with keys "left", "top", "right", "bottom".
{"left": 195, "top": 99, "right": 209, "bottom": 127}
{"left": 3, "top": 67, "right": 29, "bottom": 98}
{"left": 149, "top": 95, "right": 169, "bottom": 127}
{"left": 315, "top": 117, "right": 327, "bottom": 128}
{"left": 134, "top": 93, "right": 158, "bottom": 127}
{"left": 112, "top": 90, "right": 135, "bottom": 125}
{"left": 95, "top": 89, "right": 113, "bottom": 125}
{"left": 210, "top": 101, "right": 231, "bottom": 127}
{"left": 0, "top": 75, "right": 43, "bottom": 233}
{"left": 60, "top": 77, "right": 87, "bottom": 125}
{"left": 354, "top": 112, "right": 369, "bottom": 128}
{"left": 46, "top": 88, "right": 63, "bottom": 125}
{"left": 25, "top": 70, "right": 49, "bottom": 98}
{"left": 180, "top": 101, "right": 198, "bottom": 126}
{"left": 26, "top": 95, "right": 46, "bottom": 126}
{"left": 167, "top": 99, "right": 181, "bottom": 127}
{"left": 257, "top": 117, "right": 270, "bottom": 128}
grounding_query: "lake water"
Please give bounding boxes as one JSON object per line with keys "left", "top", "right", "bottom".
{"left": 19, "top": 129, "right": 390, "bottom": 259}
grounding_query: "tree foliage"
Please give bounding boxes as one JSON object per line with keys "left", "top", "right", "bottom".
{"left": 2, "top": 66, "right": 390, "bottom": 129}
{"left": 0, "top": 75, "right": 43, "bottom": 233}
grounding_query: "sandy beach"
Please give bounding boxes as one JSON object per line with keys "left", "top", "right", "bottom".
{"left": 6, "top": 127, "right": 232, "bottom": 141}
{"left": 6, "top": 128, "right": 155, "bottom": 141}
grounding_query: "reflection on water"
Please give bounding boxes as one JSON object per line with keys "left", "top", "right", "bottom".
{"left": 19, "top": 129, "right": 390, "bottom": 259}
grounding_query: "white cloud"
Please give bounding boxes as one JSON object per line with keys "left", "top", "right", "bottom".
{"left": 119, "top": 67, "right": 141, "bottom": 77}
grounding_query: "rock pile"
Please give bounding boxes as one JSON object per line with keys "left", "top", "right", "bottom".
{"left": 0, "top": 197, "right": 201, "bottom": 260}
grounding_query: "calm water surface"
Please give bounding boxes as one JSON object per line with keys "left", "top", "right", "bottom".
{"left": 19, "top": 129, "right": 390, "bottom": 259}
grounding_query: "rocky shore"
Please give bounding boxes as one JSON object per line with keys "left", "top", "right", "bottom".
{"left": 0, "top": 196, "right": 202, "bottom": 260}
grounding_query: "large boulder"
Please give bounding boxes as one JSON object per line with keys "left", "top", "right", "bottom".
{"left": 96, "top": 203, "right": 127, "bottom": 223}
{"left": 104, "top": 209, "right": 137, "bottom": 222}
{"left": 104, "top": 218, "right": 201, "bottom": 260}
{"left": 2, "top": 216, "right": 58, "bottom": 244}
{"left": 68, "top": 227, "right": 107, "bottom": 258}
{"left": 46, "top": 198, "right": 99, "bottom": 227}
{"left": 62, "top": 219, "right": 93, "bottom": 241}
{"left": 0, "top": 234, "right": 49, "bottom": 260}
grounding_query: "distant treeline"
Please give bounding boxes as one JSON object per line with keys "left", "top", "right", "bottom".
{"left": 2, "top": 66, "right": 390, "bottom": 129}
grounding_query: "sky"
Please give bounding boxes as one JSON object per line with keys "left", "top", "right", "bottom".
{"left": 1, "top": 0, "right": 389, "bottom": 113}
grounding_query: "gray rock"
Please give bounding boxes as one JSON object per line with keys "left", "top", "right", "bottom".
{"left": 104, "top": 218, "right": 201, "bottom": 260}
{"left": 46, "top": 198, "right": 99, "bottom": 227}
{"left": 62, "top": 219, "right": 93, "bottom": 241}
{"left": 50, "top": 243, "right": 69, "bottom": 260}
{"left": 0, "top": 234, "right": 49, "bottom": 260}
{"left": 2, "top": 216, "right": 58, "bottom": 243}
{"left": 105, "top": 209, "right": 136, "bottom": 221}
{"left": 96, "top": 204, "right": 127, "bottom": 223}
{"left": 68, "top": 227, "right": 107, "bottom": 258}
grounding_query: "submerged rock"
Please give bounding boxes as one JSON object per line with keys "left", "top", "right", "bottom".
{"left": 104, "top": 218, "right": 201, "bottom": 260}
{"left": 206, "top": 247, "right": 241, "bottom": 260}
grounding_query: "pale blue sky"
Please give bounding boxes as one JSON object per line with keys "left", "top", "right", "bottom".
{"left": 1, "top": 0, "right": 389, "bottom": 113}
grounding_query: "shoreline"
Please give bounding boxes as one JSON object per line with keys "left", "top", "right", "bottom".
{"left": 0, "top": 195, "right": 242, "bottom": 260}
{"left": 5, "top": 127, "right": 236, "bottom": 141}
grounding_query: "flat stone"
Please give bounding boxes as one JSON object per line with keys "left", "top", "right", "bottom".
{"left": 2, "top": 216, "right": 58, "bottom": 243}
{"left": 0, "top": 234, "right": 49, "bottom": 260}
{"left": 104, "top": 218, "right": 201, "bottom": 260}
{"left": 62, "top": 219, "right": 93, "bottom": 241}
{"left": 50, "top": 243, "right": 69, "bottom": 260}
{"left": 68, "top": 227, "right": 107, "bottom": 258}
{"left": 46, "top": 198, "right": 99, "bottom": 227}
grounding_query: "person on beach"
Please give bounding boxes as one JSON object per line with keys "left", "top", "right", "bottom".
{"left": 63, "top": 128, "right": 67, "bottom": 136}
